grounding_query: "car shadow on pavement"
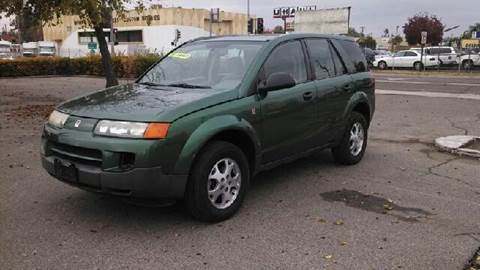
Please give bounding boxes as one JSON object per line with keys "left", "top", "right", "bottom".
{"left": 51, "top": 149, "right": 339, "bottom": 228}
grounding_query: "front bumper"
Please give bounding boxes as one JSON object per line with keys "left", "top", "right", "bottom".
{"left": 41, "top": 122, "right": 188, "bottom": 198}
{"left": 41, "top": 154, "right": 187, "bottom": 198}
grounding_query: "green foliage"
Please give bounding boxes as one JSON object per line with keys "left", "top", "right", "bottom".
{"left": 390, "top": 35, "right": 403, "bottom": 46}
{"left": 0, "top": 55, "right": 161, "bottom": 78}
{"left": 347, "top": 27, "right": 364, "bottom": 38}
{"left": 461, "top": 23, "right": 480, "bottom": 39}
{"left": 357, "top": 36, "right": 377, "bottom": 50}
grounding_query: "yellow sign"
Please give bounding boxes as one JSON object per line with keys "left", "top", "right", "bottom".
{"left": 169, "top": 52, "right": 191, "bottom": 59}
{"left": 461, "top": 39, "right": 480, "bottom": 49}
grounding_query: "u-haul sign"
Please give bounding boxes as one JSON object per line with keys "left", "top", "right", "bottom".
{"left": 273, "top": 6, "right": 317, "bottom": 18}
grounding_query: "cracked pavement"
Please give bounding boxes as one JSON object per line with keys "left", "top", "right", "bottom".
{"left": 1, "top": 75, "right": 480, "bottom": 269}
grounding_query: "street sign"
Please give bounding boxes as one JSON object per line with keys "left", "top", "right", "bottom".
{"left": 472, "top": 31, "right": 480, "bottom": 39}
{"left": 211, "top": 8, "right": 220, "bottom": 23}
{"left": 87, "top": 42, "right": 97, "bottom": 50}
{"left": 421, "top": 31, "right": 428, "bottom": 45}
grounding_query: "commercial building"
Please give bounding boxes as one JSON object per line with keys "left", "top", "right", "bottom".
{"left": 42, "top": 6, "right": 250, "bottom": 57}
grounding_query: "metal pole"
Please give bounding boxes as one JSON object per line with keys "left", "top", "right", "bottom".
{"left": 247, "top": 0, "right": 250, "bottom": 21}
{"left": 247, "top": 0, "right": 250, "bottom": 35}
{"left": 209, "top": 9, "right": 213, "bottom": 37}
{"left": 420, "top": 45, "right": 424, "bottom": 72}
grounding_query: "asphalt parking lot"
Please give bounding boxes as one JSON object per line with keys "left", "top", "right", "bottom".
{"left": 1, "top": 73, "right": 480, "bottom": 269}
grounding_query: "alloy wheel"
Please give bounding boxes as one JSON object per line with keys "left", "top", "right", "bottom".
{"left": 349, "top": 122, "right": 365, "bottom": 156}
{"left": 207, "top": 158, "right": 242, "bottom": 209}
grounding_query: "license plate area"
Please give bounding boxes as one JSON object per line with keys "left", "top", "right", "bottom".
{"left": 54, "top": 159, "right": 78, "bottom": 183}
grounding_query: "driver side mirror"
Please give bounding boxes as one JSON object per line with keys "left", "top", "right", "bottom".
{"left": 258, "top": 72, "right": 296, "bottom": 94}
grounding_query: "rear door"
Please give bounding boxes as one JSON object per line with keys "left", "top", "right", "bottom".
{"left": 304, "top": 38, "right": 352, "bottom": 144}
{"left": 404, "top": 51, "right": 419, "bottom": 68}
{"left": 259, "top": 40, "right": 318, "bottom": 163}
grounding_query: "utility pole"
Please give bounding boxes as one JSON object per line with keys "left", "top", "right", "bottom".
{"left": 247, "top": 0, "right": 250, "bottom": 34}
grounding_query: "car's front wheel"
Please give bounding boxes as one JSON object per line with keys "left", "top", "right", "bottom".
{"left": 378, "top": 61, "right": 388, "bottom": 70}
{"left": 414, "top": 61, "right": 424, "bottom": 71}
{"left": 332, "top": 112, "right": 368, "bottom": 165}
{"left": 185, "top": 141, "right": 249, "bottom": 222}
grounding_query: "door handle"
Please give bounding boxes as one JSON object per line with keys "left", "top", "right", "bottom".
{"left": 303, "top": 91, "right": 314, "bottom": 101}
{"left": 343, "top": 84, "right": 353, "bottom": 91}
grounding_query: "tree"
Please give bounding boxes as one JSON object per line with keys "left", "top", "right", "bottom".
{"left": 272, "top": 25, "right": 284, "bottom": 34}
{"left": 347, "top": 27, "right": 364, "bottom": 38}
{"left": 382, "top": 28, "right": 390, "bottom": 38}
{"left": 403, "top": 13, "right": 444, "bottom": 45}
{"left": 461, "top": 23, "right": 480, "bottom": 39}
{"left": 390, "top": 35, "right": 403, "bottom": 46}
{"left": 357, "top": 36, "right": 376, "bottom": 49}
{"left": 0, "top": 0, "right": 143, "bottom": 87}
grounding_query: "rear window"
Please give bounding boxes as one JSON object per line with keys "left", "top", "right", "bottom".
{"left": 337, "top": 40, "right": 368, "bottom": 73}
{"left": 429, "top": 48, "right": 453, "bottom": 54}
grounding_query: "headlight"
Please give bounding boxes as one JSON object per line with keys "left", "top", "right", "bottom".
{"left": 48, "top": 110, "right": 69, "bottom": 128}
{"left": 94, "top": 120, "right": 170, "bottom": 139}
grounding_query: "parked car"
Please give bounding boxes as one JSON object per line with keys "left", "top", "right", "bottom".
{"left": 459, "top": 53, "right": 480, "bottom": 70}
{"left": 373, "top": 50, "right": 439, "bottom": 70}
{"left": 41, "top": 34, "right": 375, "bottom": 222}
{"left": 362, "top": 47, "right": 376, "bottom": 67}
{"left": 410, "top": 46, "right": 458, "bottom": 65}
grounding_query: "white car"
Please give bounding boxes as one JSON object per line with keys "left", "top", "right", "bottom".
{"left": 373, "top": 50, "right": 440, "bottom": 70}
{"left": 459, "top": 53, "right": 480, "bottom": 70}
{"left": 411, "top": 47, "right": 458, "bottom": 65}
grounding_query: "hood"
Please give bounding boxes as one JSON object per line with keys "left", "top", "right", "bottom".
{"left": 57, "top": 83, "right": 238, "bottom": 122}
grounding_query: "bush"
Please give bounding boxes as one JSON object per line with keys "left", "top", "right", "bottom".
{"left": 0, "top": 55, "right": 161, "bottom": 78}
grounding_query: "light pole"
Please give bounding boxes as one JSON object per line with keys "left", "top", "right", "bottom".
{"left": 247, "top": 0, "right": 250, "bottom": 34}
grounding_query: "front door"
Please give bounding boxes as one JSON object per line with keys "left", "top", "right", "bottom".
{"left": 259, "top": 40, "right": 318, "bottom": 163}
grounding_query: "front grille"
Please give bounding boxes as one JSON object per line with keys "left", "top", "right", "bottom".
{"left": 48, "top": 141, "right": 102, "bottom": 167}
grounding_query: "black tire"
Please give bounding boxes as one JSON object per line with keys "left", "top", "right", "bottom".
{"left": 463, "top": 60, "right": 473, "bottom": 70}
{"left": 332, "top": 112, "right": 368, "bottom": 165}
{"left": 185, "top": 141, "right": 249, "bottom": 222}
{"left": 414, "top": 62, "right": 423, "bottom": 71}
{"left": 378, "top": 61, "right": 387, "bottom": 70}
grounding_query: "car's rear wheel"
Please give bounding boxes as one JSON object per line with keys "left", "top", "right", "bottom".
{"left": 378, "top": 61, "right": 388, "bottom": 70}
{"left": 463, "top": 60, "right": 473, "bottom": 70}
{"left": 414, "top": 61, "right": 424, "bottom": 71}
{"left": 185, "top": 141, "right": 249, "bottom": 222}
{"left": 332, "top": 112, "right": 368, "bottom": 165}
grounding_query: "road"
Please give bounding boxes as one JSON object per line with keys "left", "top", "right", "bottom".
{"left": 1, "top": 74, "right": 479, "bottom": 270}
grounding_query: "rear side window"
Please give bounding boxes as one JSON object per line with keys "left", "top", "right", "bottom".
{"left": 262, "top": 40, "right": 307, "bottom": 84}
{"left": 305, "top": 39, "right": 335, "bottom": 80}
{"left": 337, "top": 40, "right": 368, "bottom": 73}
{"left": 330, "top": 45, "right": 347, "bottom": 76}
{"left": 405, "top": 51, "right": 418, "bottom": 56}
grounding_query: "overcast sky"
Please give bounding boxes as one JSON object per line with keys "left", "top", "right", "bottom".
{"left": 165, "top": 0, "right": 479, "bottom": 37}
{"left": 1, "top": 0, "right": 478, "bottom": 37}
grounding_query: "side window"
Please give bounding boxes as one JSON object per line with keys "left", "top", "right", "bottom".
{"left": 262, "top": 40, "right": 307, "bottom": 84}
{"left": 330, "top": 44, "right": 347, "bottom": 76}
{"left": 405, "top": 51, "right": 418, "bottom": 56}
{"left": 305, "top": 39, "right": 335, "bottom": 80}
{"left": 337, "top": 40, "right": 368, "bottom": 73}
{"left": 395, "top": 51, "right": 406, "bottom": 57}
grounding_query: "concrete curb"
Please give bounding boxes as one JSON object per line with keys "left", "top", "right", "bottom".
{"left": 435, "top": 135, "right": 480, "bottom": 159}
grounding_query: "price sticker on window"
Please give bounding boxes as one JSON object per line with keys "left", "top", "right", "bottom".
{"left": 169, "top": 52, "right": 191, "bottom": 59}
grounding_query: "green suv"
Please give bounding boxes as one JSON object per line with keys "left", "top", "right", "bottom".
{"left": 41, "top": 34, "right": 375, "bottom": 222}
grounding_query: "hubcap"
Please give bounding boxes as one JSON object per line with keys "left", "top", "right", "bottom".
{"left": 207, "top": 158, "right": 241, "bottom": 210}
{"left": 349, "top": 122, "right": 365, "bottom": 156}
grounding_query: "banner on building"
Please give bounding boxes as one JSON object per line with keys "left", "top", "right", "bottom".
{"left": 294, "top": 7, "right": 351, "bottom": 34}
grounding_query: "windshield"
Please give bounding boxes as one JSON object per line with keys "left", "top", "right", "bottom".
{"left": 139, "top": 41, "right": 264, "bottom": 90}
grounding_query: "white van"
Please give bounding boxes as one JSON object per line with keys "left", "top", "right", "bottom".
{"left": 38, "top": 41, "right": 56, "bottom": 56}
{"left": 411, "top": 46, "right": 458, "bottom": 65}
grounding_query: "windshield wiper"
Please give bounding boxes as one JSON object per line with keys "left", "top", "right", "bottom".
{"left": 138, "top": 82, "right": 167, "bottom": 87}
{"left": 167, "top": 83, "right": 211, "bottom": 89}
